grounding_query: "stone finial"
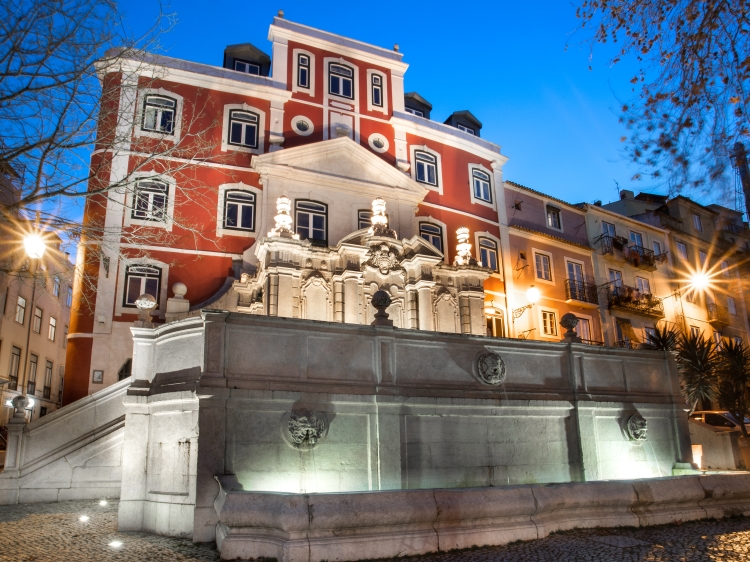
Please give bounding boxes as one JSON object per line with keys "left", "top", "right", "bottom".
{"left": 370, "top": 290, "right": 393, "bottom": 327}
{"left": 172, "top": 282, "right": 187, "bottom": 299}
{"left": 368, "top": 198, "right": 396, "bottom": 238}
{"left": 560, "top": 313, "right": 582, "bottom": 343}
{"left": 11, "top": 395, "right": 28, "bottom": 418}
{"left": 268, "top": 195, "right": 299, "bottom": 239}
{"left": 453, "top": 227, "right": 476, "bottom": 266}
{"left": 278, "top": 9, "right": 284, "bottom": 17}
{"left": 135, "top": 293, "right": 157, "bottom": 323}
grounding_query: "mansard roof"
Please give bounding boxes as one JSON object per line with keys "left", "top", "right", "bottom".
{"left": 251, "top": 137, "right": 429, "bottom": 202}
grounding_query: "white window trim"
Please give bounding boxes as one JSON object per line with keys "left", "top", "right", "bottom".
{"left": 324, "top": 57, "right": 359, "bottom": 104}
{"left": 368, "top": 133, "right": 389, "bottom": 153}
{"left": 573, "top": 312, "right": 595, "bottom": 340}
{"left": 291, "top": 115, "right": 314, "bottom": 137}
{"left": 134, "top": 88, "right": 184, "bottom": 142}
{"left": 366, "top": 69, "right": 388, "bottom": 115}
{"left": 538, "top": 305, "right": 560, "bottom": 339}
{"left": 564, "top": 257, "right": 586, "bottom": 280}
{"left": 629, "top": 230, "right": 644, "bottom": 247}
{"left": 635, "top": 275, "right": 652, "bottom": 294}
{"left": 675, "top": 240, "right": 689, "bottom": 260}
{"left": 292, "top": 48, "right": 316, "bottom": 97}
{"left": 544, "top": 201, "right": 564, "bottom": 232}
{"left": 417, "top": 216, "right": 449, "bottom": 262}
{"left": 115, "top": 258, "right": 170, "bottom": 319}
{"left": 220, "top": 103, "right": 266, "bottom": 154}
{"left": 122, "top": 172, "right": 177, "bottom": 232}
{"left": 693, "top": 213, "right": 703, "bottom": 232}
{"left": 474, "top": 231, "right": 502, "bottom": 274}
{"left": 216, "top": 182, "right": 263, "bottom": 239}
{"left": 468, "top": 163, "right": 496, "bottom": 210}
{"left": 728, "top": 295, "right": 738, "bottom": 315}
{"left": 532, "top": 248, "right": 555, "bottom": 285}
{"left": 409, "top": 144, "right": 444, "bottom": 195}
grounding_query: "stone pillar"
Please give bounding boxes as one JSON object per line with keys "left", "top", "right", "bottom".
{"left": 117, "top": 396, "right": 150, "bottom": 531}
{"left": 343, "top": 274, "right": 362, "bottom": 324}
{"left": 459, "top": 290, "right": 488, "bottom": 335}
{"left": 268, "top": 273, "right": 279, "bottom": 316}
{"left": 1, "top": 401, "right": 26, "bottom": 481}
{"left": 333, "top": 280, "right": 344, "bottom": 322}
{"left": 458, "top": 295, "right": 471, "bottom": 334}
{"left": 415, "top": 280, "right": 435, "bottom": 331}
{"left": 405, "top": 285, "right": 419, "bottom": 329}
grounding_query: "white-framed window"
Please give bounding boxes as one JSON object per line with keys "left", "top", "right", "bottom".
{"left": 43, "top": 360, "right": 53, "bottom": 398}
{"left": 728, "top": 296, "right": 737, "bottom": 315}
{"left": 329, "top": 62, "right": 354, "bottom": 99}
{"left": 472, "top": 169, "right": 491, "bottom": 202}
{"left": 685, "top": 288, "right": 695, "bottom": 303}
{"left": 690, "top": 325, "right": 701, "bottom": 338}
{"left": 234, "top": 60, "right": 260, "bottom": 75}
{"left": 405, "top": 107, "right": 424, "bottom": 117}
{"left": 358, "top": 210, "right": 373, "bottom": 230}
{"left": 415, "top": 151, "right": 438, "bottom": 186}
{"left": 602, "top": 221, "right": 616, "bottom": 237}
{"left": 66, "top": 286, "right": 72, "bottom": 307}
{"left": 630, "top": 231, "right": 644, "bottom": 247}
{"left": 366, "top": 70, "right": 388, "bottom": 114}
{"left": 131, "top": 179, "right": 169, "bottom": 222}
{"left": 32, "top": 306, "right": 42, "bottom": 333}
{"left": 419, "top": 222, "right": 443, "bottom": 252}
{"left": 541, "top": 310, "right": 558, "bottom": 336}
{"left": 15, "top": 295, "right": 26, "bottom": 324}
{"left": 216, "top": 183, "right": 263, "bottom": 239}
{"left": 546, "top": 205, "right": 562, "bottom": 230}
{"left": 292, "top": 49, "right": 316, "bottom": 96}
{"left": 609, "top": 269, "right": 623, "bottom": 287}
{"left": 48, "top": 316, "right": 56, "bottom": 341}
{"left": 457, "top": 124, "right": 475, "bottom": 135}
{"left": 52, "top": 276, "right": 60, "bottom": 297}
{"left": 123, "top": 264, "right": 162, "bottom": 309}
{"left": 534, "top": 251, "right": 552, "bottom": 282}
{"left": 295, "top": 200, "right": 327, "bottom": 242}
{"left": 635, "top": 276, "right": 651, "bottom": 294}
{"left": 8, "top": 346, "right": 20, "bottom": 390}
{"left": 291, "top": 115, "right": 314, "bottom": 137}
{"left": 368, "top": 133, "right": 389, "bottom": 153}
{"left": 228, "top": 109, "right": 259, "bottom": 149}
{"left": 478, "top": 237, "right": 498, "bottom": 271}
{"left": 693, "top": 213, "right": 703, "bottom": 232}
{"left": 28, "top": 354, "right": 38, "bottom": 395}
{"left": 653, "top": 240, "right": 662, "bottom": 255}
{"left": 676, "top": 241, "right": 688, "bottom": 260}
{"left": 142, "top": 94, "right": 176, "bottom": 135}
{"left": 721, "top": 260, "right": 730, "bottom": 276}
{"left": 371, "top": 74, "right": 383, "bottom": 107}
{"left": 220, "top": 104, "right": 265, "bottom": 154}
{"left": 699, "top": 250, "right": 708, "bottom": 267}
{"left": 575, "top": 316, "right": 593, "bottom": 341}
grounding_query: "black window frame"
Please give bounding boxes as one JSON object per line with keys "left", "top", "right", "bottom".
{"left": 43, "top": 360, "right": 52, "bottom": 399}
{"left": 141, "top": 94, "right": 176, "bottom": 135}
{"left": 405, "top": 107, "right": 424, "bottom": 117}
{"left": 419, "top": 222, "right": 443, "bottom": 252}
{"left": 32, "top": 306, "right": 42, "bottom": 334}
{"left": 8, "top": 346, "right": 20, "bottom": 390}
{"left": 223, "top": 190, "right": 256, "bottom": 232}
{"left": 228, "top": 109, "right": 260, "bottom": 149}
{"left": 328, "top": 63, "right": 354, "bottom": 99}
{"left": 295, "top": 200, "right": 328, "bottom": 243}
{"left": 123, "top": 264, "right": 162, "bottom": 309}
{"left": 414, "top": 150, "right": 438, "bottom": 187}
{"left": 132, "top": 179, "right": 169, "bottom": 222}
{"left": 234, "top": 59, "right": 261, "bottom": 75}
{"left": 297, "top": 54, "right": 310, "bottom": 88}
{"left": 27, "top": 353, "right": 38, "bottom": 395}
{"left": 478, "top": 237, "right": 499, "bottom": 272}
{"left": 358, "top": 210, "right": 373, "bottom": 230}
{"left": 371, "top": 74, "right": 383, "bottom": 107}
{"left": 472, "top": 168, "right": 492, "bottom": 203}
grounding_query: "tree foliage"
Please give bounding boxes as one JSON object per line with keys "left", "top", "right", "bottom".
{"left": 575, "top": 0, "right": 750, "bottom": 195}
{"left": 643, "top": 323, "right": 679, "bottom": 350}
{"left": 715, "top": 338, "right": 750, "bottom": 437}
{"left": 675, "top": 330, "right": 717, "bottom": 413}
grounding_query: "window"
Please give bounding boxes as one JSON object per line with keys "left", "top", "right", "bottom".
{"left": 472, "top": 169, "right": 492, "bottom": 203}
{"left": 714, "top": 331, "right": 723, "bottom": 348}
{"left": 295, "top": 201, "right": 327, "bottom": 242}
{"left": 28, "top": 354, "right": 38, "bottom": 395}
{"left": 478, "top": 238, "right": 498, "bottom": 271}
{"left": 234, "top": 60, "right": 260, "bottom": 75}
{"left": 735, "top": 337, "right": 743, "bottom": 346}
{"left": 223, "top": 191, "right": 255, "bottom": 232}
{"left": 297, "top": 54, "right": 310, "bottom": 88}
{"left": 63, "top": 326, "right": 68, "bottom": 349}
{"left": 228, "top": 110, "right": 259, "bottom": 149}
{"left": 142, "top": 95, "right": 176, "bottom": 134}
{"left": 693, "top": 213, "right": 703, "bottom": 232}
{"left": 721, "top": 260, "right": 730, "bottom": 276}
{"left": 630, "top": 231, "right": 643, "bottom": 247}
{"left": 685, "top": 289, "right": 695, "bottom": 303}
{"left": 358, "top": 210, "right": 373, "bottom": 230}
{"left": 371, "top": 74, "right": 383, "bottom": 107}
{"left": 8, "top": 346, "right": 20, "bottom": 391}
{"left": 405, "top": 107, "right": 424, "bottom": 117}
{"left": 15, "top": 296, "right": 26, "bottom": 324}
{"left": 602, "top": 222, "right": 616, "bottom": 237}
{"left": 32, "top": 307, "right": 42, "bottom": 334}
{"left": 123, "top": 265, "right": 161, "bottom": 308}
{"left": 420, "top": 223, "right": 443, "bottom": 252}
{"left": 542, "top": 311, "right": 558, "bottom": 336}
{"left": 609, "top": 269, "right": 623, "bottom": 288}
{"left": 52, "top": 276, "right": 60, "bottom": 297}
{"left": 118, "top": 359, "right": 132, "bottom": 381}
{"left": 699, "top": 250, "right": 708, "bottom": 267}
{"left": 728, "top": 296, "right": 737, "bottom": 315}
{"left": 457, "top": 124, "right": 475, "bottom": 135}
{"left": 43, "top": 360, "right": 52, "bottom": 399}
{"left": 635, "top": 277, "right": 651, "bottom": 294}
{"left": 546, "top": 206, "right": 561, "bottom": 230}
{"left": 653, "top": 240, "right": 662, "bottom": 255}
{"left": 414, "top": 151, "right": 438, "bottom": 186}
{"left": 132, "top": 179, "right": 168, "bottom": 222}
{"left": 40, "top": 407, "right": 47, "bottom": 417}
{"left": 48, "top": 317, "right": 56, "bottom": 341}
{"left": 676, "top": 241, "right": 688, "bottom": 260}
{"left": 644, "top": 326, "right": 657, "bottom": 342}
{"left": 690, "top": 325, "right": 701, "bottom": 338}
{"left": 329, "top": 63, "right": 354, "bottom": 99}
{"left": 535, "top": 253, "right": 552, "bottom": 281}
{"left": 66, "top": 286, "right": 72, "bottom": 307}
{"left": 575, "top": 317, "right": 592, "bottom": 341}
{"left": 486, "top": 315, "right": 505, "bottom": 338}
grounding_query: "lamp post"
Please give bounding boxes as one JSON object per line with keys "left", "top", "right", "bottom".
{"left": 512, "top": 285, "right": 541, "bottom": 338}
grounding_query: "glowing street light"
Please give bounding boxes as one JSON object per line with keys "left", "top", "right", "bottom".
{"left": 526, "top": 285, "right": 541, "bottom": 304}
{"left": 23, "top": 233, "right": 46, "bottom": 259}
{"left": 689, "top": 272, "right": 710, "bottom": 291}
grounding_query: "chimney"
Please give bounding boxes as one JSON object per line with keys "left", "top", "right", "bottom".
{"left": 594, "top": 200, "right": 602, "bottom": 207}
{"left": 620, "top": 190, "right": 634, "bottom": 200}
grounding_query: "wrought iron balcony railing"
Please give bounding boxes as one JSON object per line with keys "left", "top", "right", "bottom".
{"left": 626, "top": 244, "right": 656, "bottom": 270}
{"left": 607, "top": 284, "right": 665, "bottom": 317}
{"left": 613, "top": 340, "right": 639, "bottom": 349}
{"left": 707, "top": 303, "right": 730, "bottom": 327}
{"left": 581, "top": 339, "right": 605, "bottom": 346}
{"left": 565, "top": 279, "right": 599, "bottom": 305}
{"left": 600, "top": 236, "right": 661, "bottom": 270}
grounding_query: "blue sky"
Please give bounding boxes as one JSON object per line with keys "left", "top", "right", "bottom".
{"left": 118, "top": 0, "right": 735, "bottom": 210}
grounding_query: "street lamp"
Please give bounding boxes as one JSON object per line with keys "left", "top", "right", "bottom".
{"left": 513, "top": 285, "right": 541, "bottom": 320}
{"left": 23, "top": 233, "right": 46, "bottom": 260}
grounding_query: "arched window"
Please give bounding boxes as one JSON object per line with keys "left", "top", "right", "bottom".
{"left": 228, "top": 110, "right": 259, "bottom": 148}
{"left": 224, "top": 191, "right": 255, "bottom": 231}
{"left": 419, "top": 222, "right": 443, "bottom": 252}
{"left": 472, "top": 169, "right": 492, "bottom": 203}
{"left": 295, "top": 200, "right": 327, "bottom": 243}
{"left": 123, "top": 265, "right": 162, "bottom": 308}
{"left": 132, "top": 179, "right": 169, "bottom": 222}
{"left": 478, "top": 237, "right": 498, "bottom": 271}
{"left": 142, "top": 95, "right": 176, "bottom": 134}
{"left": 329, "top": 63, "right": 354, "bottom": 99}
{"left": 414, "top": 151, "right": 438, "bottom": 186}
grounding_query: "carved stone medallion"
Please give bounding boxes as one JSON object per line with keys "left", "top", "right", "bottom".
{"left": 362, "top": 244, "right": 404, "bottom": 276}
{"left": 288, "top": 408, "right": 327, "bottom": 448}
{"left": 474, "top": 351, "right": 506, "bottom": 385}
{"left": 626, "top": 413, "right": 648, "bottom": 441}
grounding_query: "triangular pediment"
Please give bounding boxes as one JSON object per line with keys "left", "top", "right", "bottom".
{"left": 251, "top": 137, "right": 427, "bottom": 200}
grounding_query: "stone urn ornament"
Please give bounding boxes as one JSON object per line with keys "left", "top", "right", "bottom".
{"left": 371, "top": 290, "right": 393, "bottom": 327}
{"left": 559, "top": 313, "right": 582, "bottom": 343}
{"left": 135, "top": 293, "right": 158, "bottom": 326}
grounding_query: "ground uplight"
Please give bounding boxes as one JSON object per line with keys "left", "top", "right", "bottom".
{"left": 99, "top": 500, "right": 107, "bottom": 506}
{"left": 79, "top": 515, "right": 90, "bottom": 522}
{"left": 109, "top": 541, "right": 123, "bottom": 548}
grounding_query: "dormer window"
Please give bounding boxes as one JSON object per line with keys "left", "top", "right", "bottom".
{"left": 329, "top": 63, "right": 354, "bottom": 99}
{"left": 405, "top": 108, "right": 424, "bottom": 117}
{"left": 142, "top": 95, "right": 176, "bottom": 134}
{"left": 297, "top": 54, "right": 310, "bottom": 88}
{"left": 546, "top": 205, "right": 562, "bottom": 230}
{"left": 235, "top": 60, "right": 260, "bottom": 75}
{"left": 371, "top": 75, "right": 383, "bottom": 107}
{"left": 457, "top": 124, "right": 475, "bottom": 135}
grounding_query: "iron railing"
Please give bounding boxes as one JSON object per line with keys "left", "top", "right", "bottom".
{"left": 565, "top": 279, "right": 599, "bottom": 304}
{"left": 7, "top": 377, "right": 17, "bottom": 391}
{"left": 613, "top": 340, "right": 639, "bottom": 349}
{"left": 581, "top": 339, "right": 605, "bottom": 346}
{"left": 723, "top": 223, "right": 748, "bottom": 235}
{"left": 43, "top": 386, "right": 51, "bottom": 400}
{"left": 627, "top": 244, "right": 656, "bottom": 269}
{"left": 707, "top": 303, "right": 730, "bottom": 326}
{"left": 607, "top": 284, "right": 665, "bottom": 317}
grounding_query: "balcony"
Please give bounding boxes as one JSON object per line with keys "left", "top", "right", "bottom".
{"left": 581, "top": 339, "right": 605, "bottom": 346}
{"left": 607, "top": 284, "right": 665, "bottom": 318}
{"left": 613, "top": 340, "right": 639, "bottom": 349}
{"left": 565, "top": 279, "right": 599, "bottom": 307}
{"left": 600, "top": 236, "right": 662, "bottom": 270}
{"left": 707, "top": 303, "right": 730, "bottom": 328}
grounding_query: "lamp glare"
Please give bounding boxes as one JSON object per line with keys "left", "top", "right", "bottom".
{"left": 99, "top": 500, "right": 107, "bottom": 506}
{"left": 526, "top": 285, "right": 541, "bottom": 304}
{"left": 79, "top": 515, "right": 90, "bottom": 522}
{"left": 109, "top": 541, "right": 123, "bottom": 548}
{"left": 690, "top": 273, "right": 710, "bottom": 291}
{"left": 23, "top": 233, "right": 46, "bottom": 259}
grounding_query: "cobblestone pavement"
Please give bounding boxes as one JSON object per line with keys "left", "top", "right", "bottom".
{"left": 1, "top": 499, "right": 750, "bottom": 561}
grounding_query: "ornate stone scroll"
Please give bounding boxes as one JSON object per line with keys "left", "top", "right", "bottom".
{"left": 362, "top": 244, "right": 404, "bottom": 276}
{"left": 474, "top": 351, "right": 507, "bottom": 385}
{"left": 626, "top": 413, "right": 648, "bottom": 441}
{"left": 288, "top": 408, "right": 327, "bottom": 448}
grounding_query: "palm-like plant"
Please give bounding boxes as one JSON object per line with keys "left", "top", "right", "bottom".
{"left": 675, "top": 331, "right": 717, "bottom": 414}
{"left": 643, "top": 324, "right": 678, "bottom": 351}
{"left": 715, "top": 339, "right": 750, "bottom": 438}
